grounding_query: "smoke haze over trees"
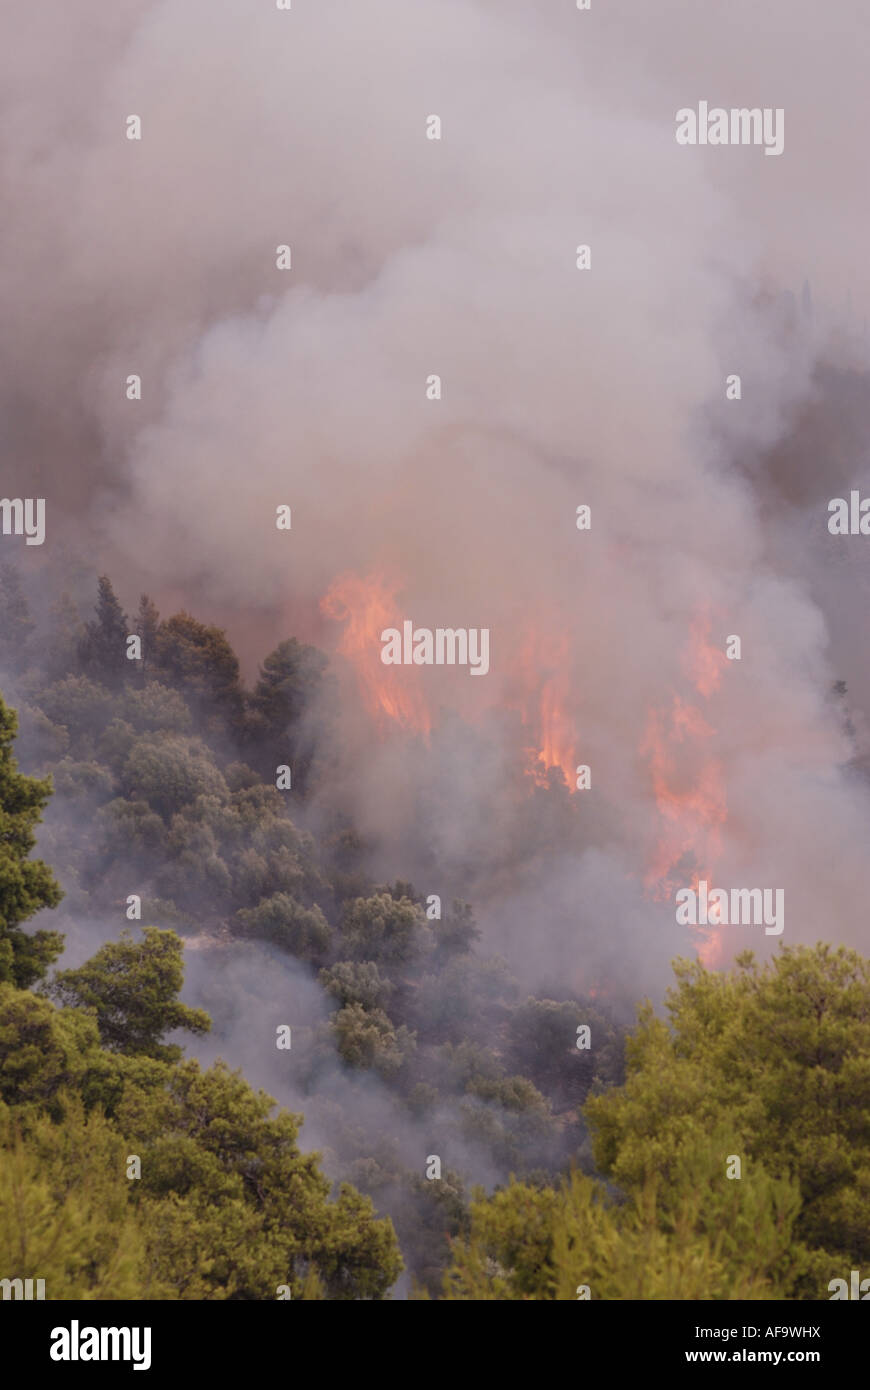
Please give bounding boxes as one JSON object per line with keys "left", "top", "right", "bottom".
{"left": 2, "top": 0, "right": 870, "bottom": 1306}
{"left": 0, "top": 579, "right": 867, "bottom": 1298}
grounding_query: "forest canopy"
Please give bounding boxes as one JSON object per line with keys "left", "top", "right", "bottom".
{"left": 0, "top": 571, "right": 866, "bottom": 1300}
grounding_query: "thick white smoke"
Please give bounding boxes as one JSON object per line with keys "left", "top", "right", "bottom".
{"left": 3, "top": 0, "right": 870, "bottom": 999}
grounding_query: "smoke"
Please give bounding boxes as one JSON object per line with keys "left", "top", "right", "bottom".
{"left": 5, "top": 0, "right": 870, "bottom": 996}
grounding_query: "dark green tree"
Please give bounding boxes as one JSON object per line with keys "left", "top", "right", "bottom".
{"left": 341, "top": 893, "right": 430, "bottom": 966}
{"left": 0, "top": 994, "right": 404, "bottom": 1298}
{"left": 507, "top": 996, "right": 596, "bottom": 1103}
{"left": 78, "top": 576, "right": 129, "bottom": 688}
{"left": 0, "top": 565, "right": 34, "bottom": 666}
{"left": 154, "top": 612, "right": 243, "bottom": 728}
{"left": 115, "top": 1057, "right": 403, "bottom": 1299}
{"left": 319, "top": 961, "right": 393, "bottom": 1012}
{"left": 48, "top": 927, "right": 210, "bottom": 1062}
{"left": 40, "top": 592, "right": 85, "bottom": 684}
{"left": 0, "top": 1100, "right": 148, "bottom": 1297}
{"left": 434, "top": 900, "right": 481, "bottom": 959}
{"left": 0, "top": 695, "right": 64, "bottom": 988}
{"left": 585, "top": 945, "right": 870, "bottom": 1298}
{"left": 332, "top": 1003, "right": 416, "bottom": 1079}
{"left": 236, "top": 892, "right": 331, "bottom": 962}
{"left": 120, "top": 733, "right": 228, "bottom": 820}
{"left": 136, "top": 594, "right": 161, "bottom": 680}
{"left": 442, "top": 1162, "right": 799, "bottom": 1301}
{"left": 246, "top": 638, "right": 329, "bottom": 792}
{"left": 35, "top": 676, "right": 116, "bottom": 746}
{"left": 250, "top": 639, "right": 327, "bottom": 734}
{"left": 0, "top": 982, "right": 105, "bottom": 1114}
{"left": 122, "top": 682, "right": 192, "bottom": 735}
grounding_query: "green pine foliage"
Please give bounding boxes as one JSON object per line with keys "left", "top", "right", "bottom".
{"left": 442, "top": 945, "right": 870, "bottom": 1299}
{"left": 2, "top": 568, "right": 867, "bottom": 1299}
{"left": 0, "top": 695, "right": 63, "bottom": 988}
{"left": 585, "top": 946, "right": 870, "bottom": 1298}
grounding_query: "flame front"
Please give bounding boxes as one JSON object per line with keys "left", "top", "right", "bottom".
{"left": 642, "top": 608, "right": 730, "bottom": 967}
{"left": 641, "top": 704, "right": 726, "bottom": 896}
{"left": 512, "top": 629, "right": 577, "bottom": 790}
{"left": 321, "top": 576, "right": 578, "bottom": 786}
{"left": 320, "top": 571, "right": 431, "bottom": 737}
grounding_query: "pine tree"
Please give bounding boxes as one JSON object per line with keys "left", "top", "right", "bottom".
{"left": 585, "top": 945, "right": 870, "bottom": 1298}
{"left": 0, "top": 565, "right": 34, "bottom": 668}
{"left": 0, "top": 694, "right": 64, "bottom": 987}
{"left": 250, "top": 639, "right": 327, "bottom": 733}
{"left": 154, "top": 611, "right": 243, "bottom": 729}
{"left": 0, "top": 1101, "right": 148, "bottom": 1298}
{"left": 136, "top": 594, "right": 160, "bottom": 679}
{"left": 78, "top": 576, "right": 129, "bottom": 688}
{"left": 49, "top": 927, "right": 211, "bottom": 1062}
{"left": 41, "top": 592, "right": 84, "bottom": 683}
{"left": 246, "top": 638, "right": 328, "bottom": 791}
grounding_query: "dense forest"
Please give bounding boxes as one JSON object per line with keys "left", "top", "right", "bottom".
{"left": 0, "top": 568, "right": 867, "bottom": 1298}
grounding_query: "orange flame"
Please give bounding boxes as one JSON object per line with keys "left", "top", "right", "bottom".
{"left": 683, "top": 607, "right": 728, "bottom": 699}
{"left": 642, "top": 608, "right": 730, "bottom": 966}
{"left": 321, "top": 574, "right": 582, "bottom": 791}
{"left": 689, "top": 873, "right": 727, "bottom": 969}
{"left": 320, "top": 571, "right": 431, "bottom": 738}
{"left": 511, "top": 629, "right": 577, "bottom": 790}
{"left": 641, "top": 707, "right": 726, "bottom": 894}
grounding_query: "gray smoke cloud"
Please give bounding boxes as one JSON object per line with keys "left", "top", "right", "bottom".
{"left": 4, "top": 0, "right": 870, "bottom": 1004}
